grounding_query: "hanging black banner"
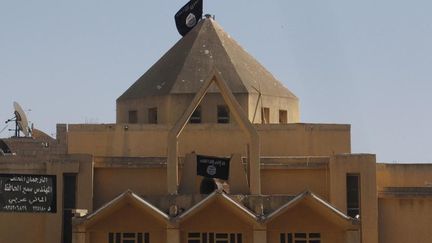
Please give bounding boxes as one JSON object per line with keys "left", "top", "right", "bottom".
{"left": 174, "top": 0, "right": 203, "bottom": 36}
{"left": 197, "top": 155, "right": 230, "bottom": 180}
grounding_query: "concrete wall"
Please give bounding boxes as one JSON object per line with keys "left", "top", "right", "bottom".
{"left": 179, "top": 201, "right": 254, "bottom": 243}
{"left": 267, "top": 203, "right": 346, "bottom": 243}
{"left": 261, "top": 168, "right": 329, "bottom": 199}
{"left": 376, "top": 163, "right": 432, "bottom": 243}
{"left": 167, "top": 93, "right": 249, "bottom": 125}
{"left": 248, "top": 93, "right": 300, "bottom": 124}
{"left": 93, "top": 167, "right": 167, "bottom": 208}
{"left": 67, "top": 123, "right": 350, "bottom": 157}
{"left": 117, "top": 93, "right": 300, "bottom": 125}
{"left": 0, "top": 154, "right": 93, "bottom": 243}
{"left": 93, "top": 157, "right": 330, "bottom": 208}
{"left": 117, "top": 95, "right": 170, "bottom": 124}
{"left": 376, "top": 163, "right": 432, "bottom": 190}
{"left": 379, "top": 198, "right": 432, "bottom": 243}
{"left": 329, "top": 154, "right": 378, "bottom": 243}
{"left": 116, "top": 93, "right": 249, "bottom": 125}
{"left": 87, "top": 204, "right": 166, "bottom": 243}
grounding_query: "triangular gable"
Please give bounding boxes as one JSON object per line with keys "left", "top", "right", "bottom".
{"left": 265, "top": 191, "right": 359, "bottom": 229}
{"left": 167, "top": 68, "right": 260, "bottom": 195}
{"left": 78, "top": 190, "right": 169, "bottom": 228}
{"left": 177, "top": 191, "right": 259, "bottom": 226}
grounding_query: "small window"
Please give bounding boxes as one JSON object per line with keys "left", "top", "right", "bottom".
{"left": 217, "top": 105, "right": 229, "bottom": 123}
{"left": 261, "top": 107, "right": 270, "bottom": 124}
{"left": 279, "top": 109, "right": 287, "bottom": 124}
{"left": 347, "top": 174, "right": 360, "bottom": 218}
{"left": 148, "top": 107, "right": 157, "bottom": 124}
{"left": 280, "top": 233, "right": 320, "bottom": 243}
{"left": 188, "top": 232, "right": 242, "bottom": 243}
{"left": 128, "top": 110, "right": 138, "bottom": 124}
{"left": 190, "top": 106, "right": 202, "bottom": 123}
{"left": 109, "top": 232, "right": 149, "bottom": 243}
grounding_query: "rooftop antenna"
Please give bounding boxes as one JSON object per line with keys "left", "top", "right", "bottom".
{"left": 251, "top": 84, "right": 263, "bottom": 123}
{"left": 5, "top": 102, "right": 32, "bottom": 137}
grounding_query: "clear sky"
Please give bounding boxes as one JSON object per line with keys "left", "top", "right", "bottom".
{"left": 1, "top": 0, "right": 431, "bottom": 162}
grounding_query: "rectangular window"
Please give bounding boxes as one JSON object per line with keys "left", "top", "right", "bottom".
{"left": 190, "top": 106, "right": 202, "bottom": 123}
{"left": 279, "top": 109, "right": 288, "bottom": 124}
{"left": 108, "top": 232, "right": 149, "bottom": 243}
{"left": 261, "top": 107, "right": 270, "bottom": 124}
{"left": 63, "top": 174, "right": 76, "bottom": 209}
{"left": 347, "top": 174, "right": 360, "bottom": 218}
{"left": 128, "top": 110, "right": 138, "bottom": 124}
{"left": 63, "top": 174, "right": 77, "bottom": 243}
{"left": 148, "top": 107, "right": 158, "bottom": 124}
{"left": 188, "top": 232, "right": 242, "bottom": 243}
{"left": 217, "top": 105, "right": 230, "bottom": 123}
{"left": 280, "top": 233, "right": 320, "bottom": 243}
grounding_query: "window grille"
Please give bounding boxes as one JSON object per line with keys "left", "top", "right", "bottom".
{"left": 280, "top": 232, "right": 321, "bottom": 243}
{"left": 188, "top": 232, "right": 242, "bottom": 243}
{"left": 108, "top": 232, "right": 149, "bottom": 243}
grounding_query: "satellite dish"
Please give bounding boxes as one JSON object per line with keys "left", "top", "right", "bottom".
{"left": 12, "top": 102, "right": 31, "bottom": 137}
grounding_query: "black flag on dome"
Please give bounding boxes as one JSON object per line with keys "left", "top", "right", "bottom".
{"left": 175, "top": 0, "right": 203, "bottom": 36}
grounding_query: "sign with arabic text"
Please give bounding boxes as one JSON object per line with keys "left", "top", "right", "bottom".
{"left": 0, "top": 174, "right": 56, "bottom": 213}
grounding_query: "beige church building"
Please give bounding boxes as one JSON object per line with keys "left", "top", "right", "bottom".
{"left": 1, "top": 16, "right": 431, "bottom": 243}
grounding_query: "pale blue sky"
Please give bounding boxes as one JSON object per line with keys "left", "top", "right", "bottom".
{"left": 1, "top": 0, "right": 431, "bottom": 162}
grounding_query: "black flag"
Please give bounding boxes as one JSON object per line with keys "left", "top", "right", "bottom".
{"left": 197, "top": 155, "right": 230, "bottom": 180}
{"left": 175, "top": 0, "right": 203, "bottom": 36}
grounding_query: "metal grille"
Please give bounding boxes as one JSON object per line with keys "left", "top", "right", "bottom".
{"left": 188, "top": 232, "right": 242, "bottom": 243}
{"left": 108, "top": 232, "right": 149, "bottom": 243}
{"left": 280, "top": 233, "right": 321, "bottom": 243}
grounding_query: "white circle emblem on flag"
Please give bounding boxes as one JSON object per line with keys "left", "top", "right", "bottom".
{"left": 206, "top": 165, "right": 217, "bottom": 176}
{"left": 185, "top": 13, "right": 197, "bottom": 28}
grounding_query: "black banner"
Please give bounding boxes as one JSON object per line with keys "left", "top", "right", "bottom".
{"left": 175, "top": 0, "right": 203, "bottom": 36}
{"left": 0, "top": 174, "right": 57, "bottom": 213}
{"left": 197, "top": 155, "right": 230, "bottom": 180}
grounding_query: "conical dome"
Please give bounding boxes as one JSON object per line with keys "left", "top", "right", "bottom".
{"left": 117, "top": 17, "right": 297, "bottom": 101}
{"left": 116, "top": 17, "right": 299, "bottom": 125}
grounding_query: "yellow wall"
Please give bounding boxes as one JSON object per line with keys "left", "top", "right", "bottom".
{"left": 67, "top": 123, "right": 350, "bottom": 157}
{"left": 0, "top": 156, "right": 93, "bottom": 243}
{"left": 116, "top": 93, "right": 250, "bottom": 125}
{"left": 376, "top": 163, "right": 432, "bottom": 243}
{"left": 87, "top": 203, "right": 166, "bottom": 243}
{"left": 180, "top": 201, "right": 253, "bottom": 243}
{"left": 248, "top": 93, "right": 300, "bottom": 123}
{"left": 379, "top": 198, "right": 432, "bottom": 243}
{"left": 267, "top": 203, "right": 346, "bottom": 243}
{"left": 329, "top": 154, "right": 378, "bottom": 243}
{"left": 93, "top": 162, "right": 331, "bottom": 206}
{"left": 117, "top": 95, "right": 170, "bottom": 124}
{"left": 376, "top": 163, "right": 432, "bottom": 190}
{"left": 261, "top": 168, "right": 329, "bottom": 199}
{"left": 0, "top": 213, "right": 46, "bottom": 243}
{"left": 93, "top": 168, "right": 166, "bottom": 208}
{"left": 117, "top": 92, "right": 300, "bottom": 125}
